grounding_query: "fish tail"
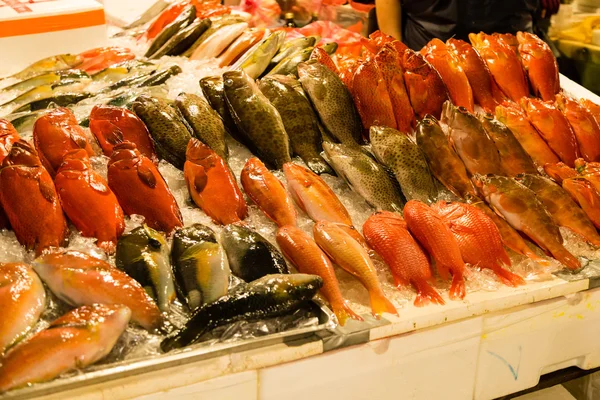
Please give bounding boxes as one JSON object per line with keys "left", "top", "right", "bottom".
{"left": 553, "top": 247, "right": 581, "bottom": 271}
{"left": 493, "top": 267, "right": 526, "bottom": 287}
{"left": 160, "top": 322, "right": 210, "bottom": 352}
{"left": 414, "top": 280, "right": 445, "bottom": 307}
{"left": 332, "top": 300, "right": 363, "bottom": 326}
{"left": 449, "top": 272, "right": 466, "bottom": 300}
{"left": 369, "top": 290, "right": 398, "bottom": 318}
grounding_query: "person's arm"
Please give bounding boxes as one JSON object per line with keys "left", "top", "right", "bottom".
{"left": 376, "top": 0, "right": 402, "bottom": 40}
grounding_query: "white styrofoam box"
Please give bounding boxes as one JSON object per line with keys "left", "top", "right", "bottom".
{"left": 0, "top": 0, "right": 107, "bottom": 76}
{"left": 102, "top": 0, "right": 165, "bottom": 28}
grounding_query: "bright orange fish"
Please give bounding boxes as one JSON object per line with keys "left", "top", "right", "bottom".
{"left": 89, "top": 105, "right": 157, "bottom": 162}
{"left": 469, "top": 32, "right": 529, "bottom": 102}
{"left": 517, "top": 32, "right": 560, "bottom": 101}
{"left": 0, "top": 140, "right": 68, "bottom": 255}
{"left": 0, "top": 120, "right": 20, "bottom": 229}
{"left": 581, "top": 99, "right": 600, "bottom": 123}
{"left": 521, "top": 97, "right": 580, "bottom": 167}
{"left": 55, "top": 150, "right": 125, "bottom": 253}
{"left": 276, "top": 226, "right": 362, "bottom": 325}
{"left": 78, "top": 47, "right": 135, "bottom": 75}
{"left": 108, "top": 142, "right": 183, "bottom": 233}
{"left": 363, "top": 211, "right": 445, "bottom": 306}
{"left": 421, "top": 39, "right": 474, "bottom": 112}
{"left": 142, "top": 1, "right": 190, "bottom": 41}
{"left": 433, "top": 201, "right": 525, "bottom": 287}
{"left": 563, "top": 177, "right": 600, "bottom": 229}
{"left": 334, "top": 53, "right": 360, "bottom": 90}
{"left": 555, "top": 93, "right": 600, "bottom": 162}
{"left": 375, "top": 44, "right": 415, "bottom": 132}
{"left": 184, "top": 138, "right": 247, "bottom": 225}
{"left": 401, "top": 49, "right": 449, "bottom": 119}
{"left": 574, "top": 158, "right": 600, "bottom": 193}
{"left": 364, "top": 30, "right": 395, "bottom": 55}
{"left": 217, "top": 28, "right": 264, "bottom": 67}
{"left": 310, "top": 46, "right": 339, "bottom": 74}
{"left": 32, "top": 107, "right": 95, "bottom": 176}
{"left": 241, "top": 157, "right": 296, "bottom": 227}
{"left": 403, "top": 200, "right": 466, "bottom": 300}
{"left": 544, "top": 162, "right": 578, "bottom": 183}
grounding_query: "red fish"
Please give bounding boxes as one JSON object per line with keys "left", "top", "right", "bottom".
{"left": 517, "top": 32, "right": 560, "bottom": 101}
{"left": 555, "top": 93, "right": 600, "bottom": 162}
{"left": 108, "top": 142, "right": 182, "bottom": 233}
{"left": 32, "top": 107, "right": 95, "bottom": 176}
{"left": 334, "top": 53, "right": 360, "bottom": 89}
{"left": 364, "top": 30, "right": 395, "bottom": 55}
{"left": 184, "top": 138, "right": 247, "bottom": 225}
{"left": 310, "top": 46, "right": 339, "bottom": 74}
{"left": 363, "top": 211, "right": 445, "bottom": 306}
{"left": 563, "top": 177, "right": 600, "bottom": 229}
{"left": 78, "top": 47, "right": 135, "bottom": 75}
{"left": 544, "top": 162, "right": 578, "bottom": 183}
{"left": 403, "top": 200, "right": 466, "bottom": 300}
{"left": 54, "top": 150, "right": 125, "bottom": 253}
{"left": 89, "top": 105, "right": 157, "bottom": 162}
{"left": 0, "top": 141, "right": 68, "bottom": 255}
{"left": 141, "top": 1, "right": 191, "bottom": 41}
{"left": 580, "top": 99, "right": 600, "bottom": 123}
{"left": 218, "top": 28, "right": 264, "bottom": 67}
{"left": 0, "top": 120, "right": 20, "bottom": 229}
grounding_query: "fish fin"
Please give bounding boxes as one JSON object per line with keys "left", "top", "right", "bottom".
{"left": 193, "top": 167, "right": 208, "bottom": 193}
{"left": 137, "top": 164, "right": 157, "bottom": 188}
{"left": 38, "top": 178, "right": 56, "bottom": 203}
{"left": 435, "top": 261, "right": 451, "bottom": 280}
{"left": 413, "top": 280, "right": 445, "bottom": 307}
{"left": 553, "top": 247, "right": 581, "bottom": 271}
{"left": 369, "top": 290, "right": 398, "bottom": 318}
{"left": 332, "top": 300, "right": 363, "bottom": 326}
{"left": 392, "top": 273, "right": 409, "bottom": 290}
{"left": 493, "top": 267, "right": 526, "bottom": 287}
{"left": 449, "top": 272, "right": 466, "bottom": 300}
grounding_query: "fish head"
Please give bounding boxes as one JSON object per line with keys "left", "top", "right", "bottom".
{"left": 223, "top": 70, "right": 255, "bottom": 97}
{"left": 400, "top": 49, "right": 430, "bottom": 74}
{"left": 242, "top": 157, "right": 267, "bottom": 178}
{"left": 33, "top": 250, "right": 108, "bottom": 277}
{"left": 446, "top": 38, "right": 469, "bottom": 53}
{"left": 57, "top": 149, "right": 92, "bottom": 172}
{"left": 2, "top": 140, "right": 42, "bottom": 168}
{"left": 90, "top": 104, "right": 127, "bottom": 122}
{"left": 199, "top": 76, "right": 223, "bottom": 95}
{"left": 543, "top": 162, "right": 577, "bottom": 183}
{"left": 61, "top": 54, "right": 84, "bottom": 68}
{"left": 471, "top": 174, "right": 509, "bottom": 197}
{"left": 109, "top": 141, "right": 141, "bottom": 166}
{"left": 185, "top": 138, "right": 217, "bottom": 165}
{"left": 441, "top": 100, "right": 477, "bottom": 130}
{"left": 52, "top": 304, "right": 131, "bottom": 335}
{"left": 0, "top": 119, "right": 19, "bottom": 141}
{"left": 297, "top": 60, "right": 328, "bottom": 86}
{"left": 253, "top": 273, "right": 323, "bottom": 298}
{"left": 219, "top": 223, "right": 253, "bottom": 252}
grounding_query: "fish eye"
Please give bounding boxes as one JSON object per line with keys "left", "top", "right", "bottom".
{"left": 148, "top": 238, "right": 162, "bottom": 248}
{"left": 458, "top": 106, "right": 468, "bottom": 113}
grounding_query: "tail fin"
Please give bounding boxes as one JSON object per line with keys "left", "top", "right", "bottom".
{"left": 493, "top": 267, "right": 526, "bottom": 287}
{"left": 553, "top": 247, "right": 581, "bottom": 270}
{"left": 332, "top": 300, "right": 364, "bottom": 326}
{"left": 523, "top": 248, "right": 551, "bottom": 266}
{"left": 414, "top": 280, "right": 445, "bottom": 307}
{"left": 369, "top": 290, "right": 398, "bottom": 319}
{"left": 449, "top": 272, "right": 466, "bottom": 300}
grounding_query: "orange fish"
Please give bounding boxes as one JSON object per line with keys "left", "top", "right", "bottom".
{"left": 352, "top": 58, "right": 397, "bottom": 134}
{"left": 401, "top": 49, "right": 449, "bottom": 119}
{"left": 0, "top": 304, "right": 130, "bottom": 393}
{"left": 276, "top": 226, "right": 362, "bottom": 325}
{"left": 555, "top": 93, "right": 600, "bottom": 162}
{"left": 310, "top": 46, "right": 339, "bottom": 74}
{"left": 142, "top": 1, "right": 191, "bottom": 41}
{"left": 375, "top": 44, "right": 416, "bottom": 132}
{"left": 544, "top": 162, "right": 578, "bottom": 183}
{"left": 573, "top": 158, "right": 600, "bottom": 193}
{"left": 364, "top": 30, "right": 395, "bottom": 55}
{"left": 108, "top": 142, "right": 183, "bottom": 233}
{"left": 184, "top": 138, "right": 246, "bottom": 225}
{"left": 433, "top": 201, "right": 525, "bottom": 287}
{"left": 469, "top": 32, "right": 529, "bottom": 102}
{"left": 446, "top": 38, "right": 502, "bottom": 113}
{"left": 517, "top": 32, "right": 560, "bottom": 101}
{"left": 403, "top": 200, "right": 466, "bottom": 300}
{"left": 313, "top": 220, "right": 397, "bottom": 318}
{"left": 78, "top": 47, "right": 135, "bottom": 75}
{"left": 495, "top": 33, "right": 520, "bottom": 54}
{"left": 581, "top": 99, "right": 600, "bottom": 123}
{"left": 0, "top": 140, "right": 68, "bottom": 255}
{"left": 33, "top": 251, "right": 163, "bottom": 331}
{"left": 563, "top": 177, "right": 600, "bottom": 230}
{"left": 363, "top": 211, "right": 445, "bottom": 306}
{"left": 32, "top": 107, "right": 95, "bottom": 176}
{"left": 521, "top": 98, "right": 580, "bottom": 167}
{"left": 89, "top": 105, "right": 157, "bottom": 162}
{"left": 0, "top": 120, "right": 20, "bottom": 229}
{"left": 54, "top": 150, "right": 125, "bottom": 253}
{"left": 217, "top": 28, "right": 264, "bottom": 67}
{"left": 334, "top": 53, "right": 360, "bottom": 89}
{"left": 495, "top": 104, "right": 559, "bottom": 167}
{"left": 421, "top": 39, "right": 474, "bottom": 112}
{"left": 241, "top": 157, "right": 296, "bottom": 227}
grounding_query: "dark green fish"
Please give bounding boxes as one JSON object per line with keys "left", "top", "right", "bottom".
{"left": 132, "top": 65, "right": 182, "bottom": 87}
{"left": 151, "top": 18, "right": 211, "bottom": 58}
{"left": 267, "top": 47, "right": 313, "bottom": 77}
{"left": 199, "top": 75, "right": 244, "bottom": 144}
{"left": 13, "top": 92, "right": 91, "bottom": 113}
{"left": 160, "top": 273, "right": 323, "bottom": 351}
{"left": 144, "top": 5, "right": 196, "bottom": 57}
{"left": 319, "top": 42, "right": 338, "bottom": 54}
{"left": 220, "top": 224, "right": 289, "bottom": 282}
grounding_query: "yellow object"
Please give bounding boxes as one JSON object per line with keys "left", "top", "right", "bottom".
{"left": 556, "top": 16, "right": 600, "bottom": 44}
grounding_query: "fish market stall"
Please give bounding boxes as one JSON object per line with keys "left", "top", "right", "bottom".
{"left": 2, "top": 2, "right": 600, "bottom": 399}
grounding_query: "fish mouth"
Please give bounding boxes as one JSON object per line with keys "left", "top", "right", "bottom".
{"left": 419, "top": 115, "right": 437, "bottom": 127}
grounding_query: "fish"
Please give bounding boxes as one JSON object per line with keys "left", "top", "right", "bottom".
{"left": 473, "top": 174, "right": 580, "bottom": 270}
{"left": 144, "top": 5, "right": 197, "bottom": 57}
{"left": 516, "top": 174, "right": 600, "bottom": 246}
{"left": 116, "top": 225, "right": 176, "bottom": 311}
{"left": 150, "top": 18, "right": 212, "bottom": 58}
{"left": 267, "top": 47, "right": 314, "bottom": 77}
{"left": 223, "top": 70, "right": 291, "bottom": 169}
{"left": 220, "top": 224, "right": 289, "bottom": 282}
{"left": 374, "top": 44, "right": 415, "bottom": 133}
{"left": 581, "top": 99, "right": 600, "bottom": 123}
{"left": 310, "top": 46, "right": 339, "bottom": 74}
{"left": 33, "top": 251, "right": 163, "bottom": 331}
{"left": 160, "top": 273, "right": 321, "bottom": 351}
{"left": 363, "top": 211, "right": 445, "bottom": 306}
{"left": 556, "top": 93, "right": 600, "bottom": 162}
{"left": 517, "top": 32, "right": 560, "bottom": 101}
{"left": 276, "top": 226, "right": 362, "bottom": 325}
{"left": 495, "top": 104, "right": 560, "bottom": 167}
{"left": 124, "top": 0, "right": 170, "bottom": 29}
{"left": 562, "top": 178, "right": 600, "bottom": 230}
{"left": 199, "top": 76, "right": 244, "bottom": 144}
{"left": 183, "top": 15, "right": 246, "bottom": 57}
{"left": 544, "top": 162, "right": 578, "bottom": 183}
{"left": 313, "top": 220, "right": 397, "bottom": 318}
{"left": 132, "top": 95, "right": 192, "bottom": 170}
{"left": 415, "top": 116, "right": 476, "bottom": 197}
{"left": 0, "top": 120, "right": 20, "bottom": 228}
{"left": 441, "top": 101, "right": 504, "bottom": 176}
{"left": 0, "top": 304, "right": 130, "bottom": 393}
{"left": 573, "top": 159, "right": 600, "bottom": 193}
{"left": 258, "top": 76, "right": 332, "bottom": 175}
{"left": 0, "top": 140, "right": 69, "bottom": 255}
{"left": 184, "top": 138, "right": 247, "bottom": 224}
{"left": 0, "top": 85, "right": 55, "bottom": 114}
{"left": 432, "top": 201, "right": 525, "bottom": 287}
{"left": 240, "top": 31, "right": 287, "bottom": 79}
{"left": 469, "top": 32, "right": 529, "bottom": 102}
{"left": 171, "top": 225, "right": 230, "bottom": 311}
{"left": 13, "top": 91, "right": 92, "bottom": 114}
{"left": 401, "top": 49, "right": 449, "bottom": 119}
{"left": 322, "top": 142, "right": 405, "bottom": 212}
{"left": 1, "top": 54, "right": 82, "bottom": 81}
{"left": 240, "top": 157, "right": 297, "bottom": 227}
{"left": 0, "top": 263, "right": 45, "bottom": 354}
{"left": 370, "top": 125, "right": 437, "bottom": 204}
{"left": 218, "top": 28, "right": 265, "bottom": 67}
{"left": 298, "top": 61, "right": 362, "bottom": 146}
{"left": 421, "top": 38, "right": 474, "bottom": 112}
{"left": 77, "top": 47, "right": 136, "bottom": 76}
{"left": 336, "top": 54, "right": 360, "bottom": 89}
{"left": 108, "top": 142, "right": 183, "bottom": 233}
{"left": 190, "top": 22, "right": 248, "bottom": 60}
{"left": 446, "top": 38, "right": 501, "bottom": 113}
{"left": 175, "top": 93, "right": 228, "bottom": 160}
{"left": 521, "top": 97, "right": 580, "bottom": 167}
{"left": 55, "top": 150, "right": 125, "bottom": 253}
{"left": 271, "top": 37, "right": 317, "bottom": 67}
{"left": 1, "top": 70, "right": 87, "bottom": 95}
{"left": 478, "top": 113, "right": 538, "bottom": 176}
